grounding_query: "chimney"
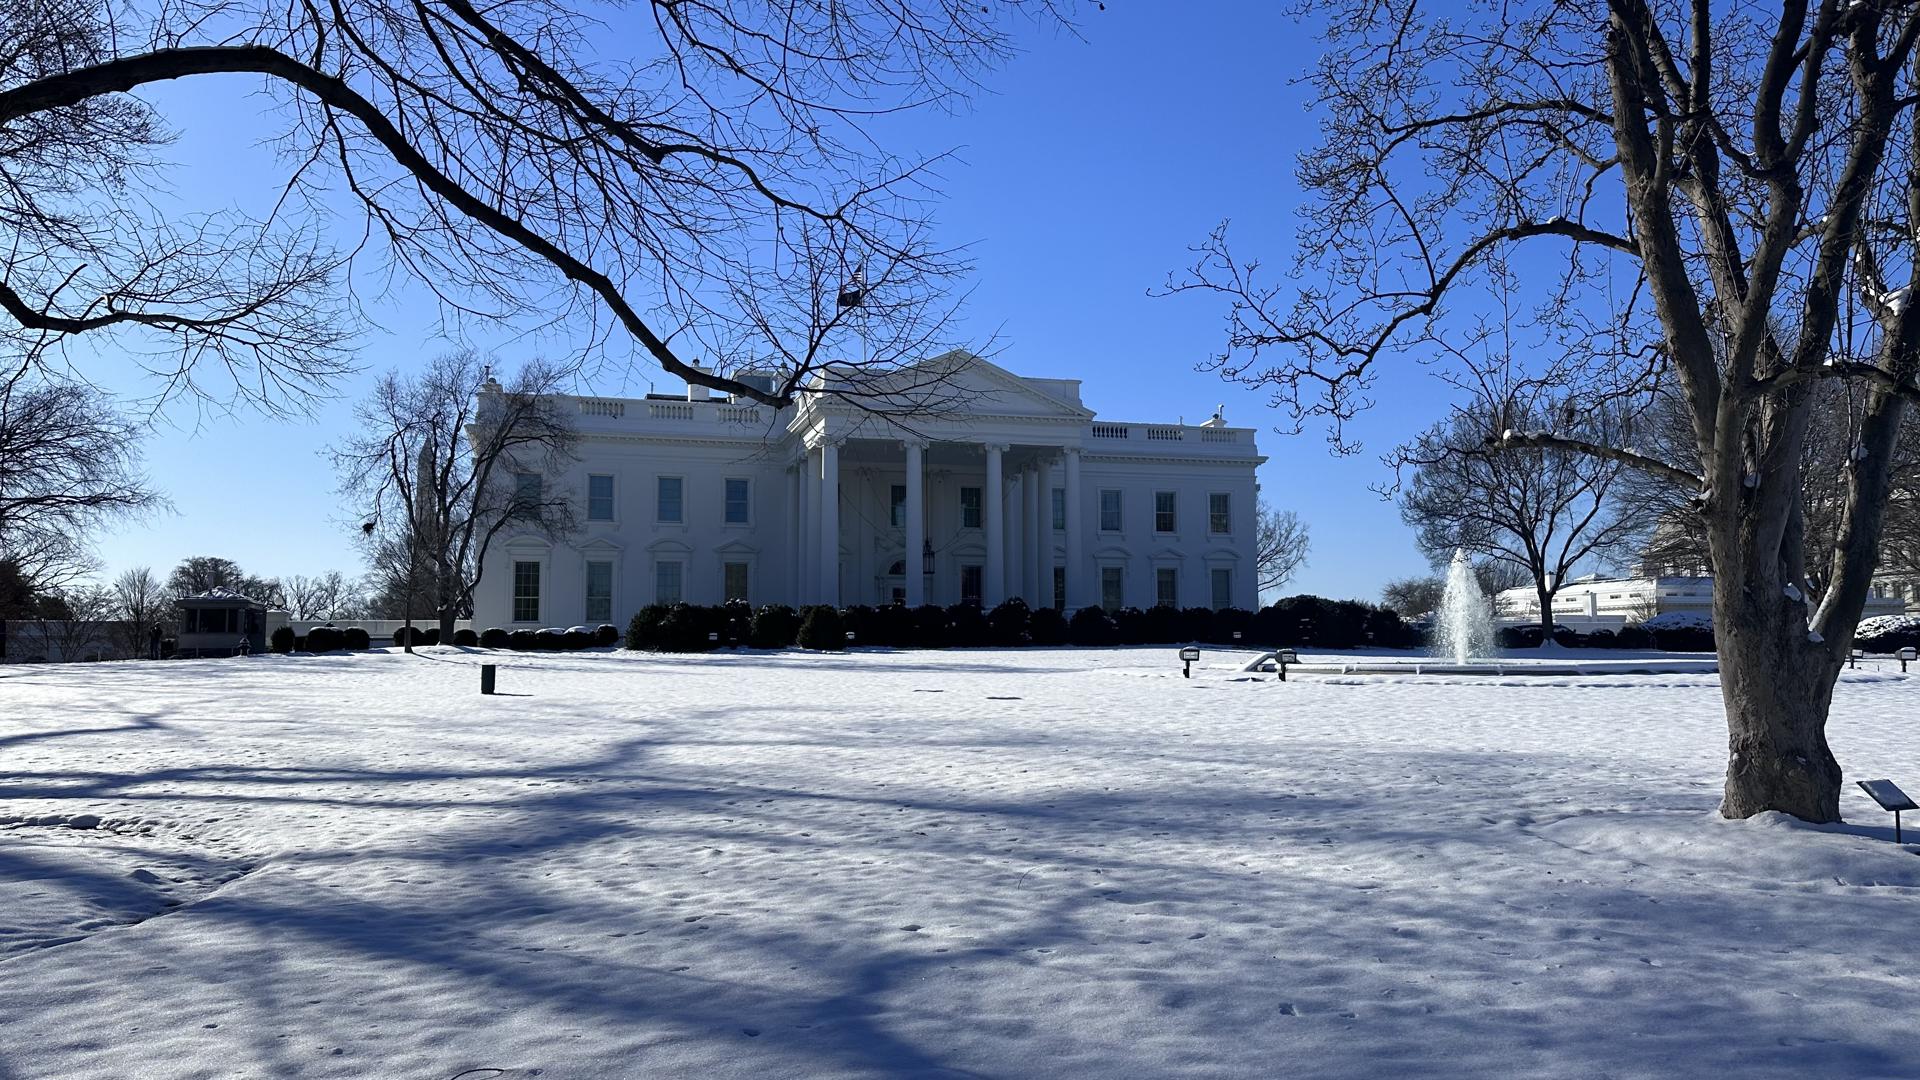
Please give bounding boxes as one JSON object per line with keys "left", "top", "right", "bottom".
{"left": 686, "top": 362, "right": 710, "bottom": 402}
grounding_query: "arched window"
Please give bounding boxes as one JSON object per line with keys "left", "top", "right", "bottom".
{"left": 887, "top": 560, "right": 906, "bottom": 576}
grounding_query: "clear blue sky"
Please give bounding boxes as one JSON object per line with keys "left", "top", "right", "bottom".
{"left": 86, "top": 3, "right": 1453, "bottom": 600}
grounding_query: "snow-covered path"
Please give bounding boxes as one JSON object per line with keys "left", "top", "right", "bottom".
{"left": 2, "top": 648, "right": 1917, "bottom": 1079}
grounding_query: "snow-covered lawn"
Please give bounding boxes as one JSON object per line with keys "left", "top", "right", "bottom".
{"left": 2, "top": 647, "right": 1917, "bottom": 1079}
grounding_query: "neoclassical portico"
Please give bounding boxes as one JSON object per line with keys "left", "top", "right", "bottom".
{"left": 788, "top": 428, "right": 1093, "bottom": 611}
{"left": 472, "top": 352, "right": 1266, "bottom": 629}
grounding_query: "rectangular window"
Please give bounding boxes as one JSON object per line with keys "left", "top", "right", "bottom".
{"left": 1154, "top": 491, "right": 1177, "bottom": 533}
{"left": 657, "top": 476, "right": 684, "bottom": 523}
{"left": 961, "top": 564, "right": 983, "bottom": 604}
{"left": 1099, "top": 489, "right": 1123, "bottom": 532}
{"left": 1209, "top": 492, "right": 1232, "bottom": 534}
{"left": 960, "top": 486, "right": 983, "bottom": 529}
{"left": 584, "top": 560, "right": 613, "bottom": 623}
{"left": 1211, "top": 567, "right": 1233, "bottom": 610}
{"left": 512, "top": 561, "right": 541, "bottom": 622}
{"left": 1053, "top": 566, "right": 1066, "bottom": 611}
{"left": 890, "top": 484, "right": 907, "bottom": 528}
{"left": 1051, "top": 487, "right": 1066, "bottom": 531}
{"left": 514, "top": 472, "right": 542, "bottom": 520}
{"left": 1156, "top": 566, "right": 1179, "bottom": 608}
{"left": 723, "top": 561, "right": 749, "bottom": 603}
{"left": 655, "top": 561, "right": 683, "bottom": 604}
{"left": 723, "top": 477, "right": 751, "bottom": 524}
{"left": 587, "top": 474, "right": 615, "bottom": 521}
{"left": 1101, "top": 566, "right": 1124, "bottom": 611}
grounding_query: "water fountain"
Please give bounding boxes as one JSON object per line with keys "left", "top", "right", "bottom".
{"left": 1436, "top": 549, "right": 1496, "bottom": 664}
{"left": 1235, "top": 546, "right": 1717, "bottom": 677}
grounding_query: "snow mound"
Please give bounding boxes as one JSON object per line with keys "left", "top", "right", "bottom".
{"left": 1856, "top": 613, "right": 1920, "bottom": 638}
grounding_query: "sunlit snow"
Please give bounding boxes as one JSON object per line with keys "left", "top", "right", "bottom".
{"left": 2, "top": 647, "right": 1917, "bottom": 1079}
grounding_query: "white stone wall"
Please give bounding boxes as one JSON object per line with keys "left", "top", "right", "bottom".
{"left": 472, "top": 359, "right": 1266, "bottom": 630}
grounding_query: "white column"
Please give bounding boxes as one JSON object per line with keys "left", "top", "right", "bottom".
{"left": 787, "top": 464, "right": 802, "bottom": 605}
{"left": 819, "top": 440, "right": 841, "bottom": 607}
{"left": 799, "top": 451, "right": 817, "bottom": 605}
{"left": 904, "top": 440, "right": 926, "bottom": 608}
{"left": 1063, "top": 447, "right": 1085, "bottom": 610}
{"left": 1022, "top": 465, "right": 1041, "bottom": 604}
{"left": 1004, "top": 472, "right": 1022, "bottom": 603}
{"left": 1035, "top": 459, "right": 1052, "bottom": 609}
{"left": 984, "top": 443, "right": 1006, "bottom": 607}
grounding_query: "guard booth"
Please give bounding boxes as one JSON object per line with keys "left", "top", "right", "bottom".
{"left": 175, "top": 588, "right": 268, "bottom": 658}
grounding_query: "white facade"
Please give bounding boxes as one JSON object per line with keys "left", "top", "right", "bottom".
{"left": 1494, "top": 574, "right": 1906, "bottom": 629}
{"left": 473, "top": 354, "right": 1266, "bottom": 629}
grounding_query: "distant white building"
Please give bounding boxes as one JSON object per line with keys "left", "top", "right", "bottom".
{"left": 1494, "top": 574, "right": 1906, "bottom": 630}
{"left": 471, "top": 353, "right": 1267, "bottom": 629}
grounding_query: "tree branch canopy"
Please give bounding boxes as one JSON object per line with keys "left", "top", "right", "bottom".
{"left": 1187, "top": 0, "right": 1920, "bottom": 823}
{"left": 0, "top": 0, "right": 1060, "bottom": 412}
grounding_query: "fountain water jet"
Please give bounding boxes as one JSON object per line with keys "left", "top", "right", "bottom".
{"left": 1437, "top": 549, "right": 1496, "bottom": 664}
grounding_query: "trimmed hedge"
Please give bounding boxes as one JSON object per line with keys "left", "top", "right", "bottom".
{"left": 1029, "top": 606, "right": 1069, "bottom": 645}
{"left": 797, "top": 605, "right": 847, "bottom": 650}
{"left": 1069, "top": 606, "right": 1116, "bottom": 646}
{"left": 342, "top": 627, "right": 371, "bottom": 651}
{"left": 987, "top": 599, "right": 1031, "bottom": 646}
{"left": 509, "top": 628, "right": 537, "bottom": 650}
{"left": 480, "top": 627, "right": 509, "bottom": 648}
{"left": 452, "top": 628, "right": 479, "bottom": 647}
{"left": 392, "top": 625, "right": 442, "bottom": 647}
{"left": 749, "top": 604, "right": 802, "bottom": 649}
{"left": 307, "top": 626, "right": 344, "bottom": 653}
{"left": 594, "top": 623, "right": 620, "bottom": 647}
{"left": 946, "top": 603, "right": 990, "bottom": 647}
{"left": 270, "top": 626, "right": 295, "bottom": 654}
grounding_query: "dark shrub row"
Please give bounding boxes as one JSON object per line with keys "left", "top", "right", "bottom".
{"left": 1491, "top": 624, "right": 1707, "bottom": 651}
{"left": 616, "top": 596, "right": 1420, "bottom": 652}
{"left": 1858, "top": 629, "right": 1920, "bottom": 653}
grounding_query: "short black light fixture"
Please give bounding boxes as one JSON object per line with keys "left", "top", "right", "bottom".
{"left": 1179, "top": 646, "right": 1200, "bottom": 678}
{"left": 1857, "top": 779, "right": 1917, "bottom": 843}
{"left": 1899, "top": 646, "right": 1917, "bottom": 673}
{"left": 480, "top": 664, "right": 497, "bottom": 695}
{"left": 1275, "top": 647, "right": 1299, "bottom": 682}
{"left": 922, "top": 538, "right": 935, "bottom": 577}
{"left": 708, "top": 631, "right": 719, "bottom": 644}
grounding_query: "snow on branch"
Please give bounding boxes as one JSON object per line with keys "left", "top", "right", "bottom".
{"left": 1487, "top": 429, "right": 1703, "bottom": 488}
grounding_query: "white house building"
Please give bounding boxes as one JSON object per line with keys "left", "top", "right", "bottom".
{"left": 1493, "top": 573, "right": 1906, "bottom": 630}
{"left": 472, "top": 353, "right": 1266, "bottom": 629}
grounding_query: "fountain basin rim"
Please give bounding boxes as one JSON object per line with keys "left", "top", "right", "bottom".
{"left": 1276, "top": 659, "right": 1720, "bottom": 677}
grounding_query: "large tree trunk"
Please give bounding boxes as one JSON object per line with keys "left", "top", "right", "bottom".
{"left": 1713, "top": 572, "right": 1843, "bottom": 822}
{"left": 1536, "top": 584, "right": 1556, "bottom": 648}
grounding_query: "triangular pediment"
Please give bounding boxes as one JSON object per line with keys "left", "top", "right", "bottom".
{"left": 908, "top": 350, "right": 1093, "bottom": 419}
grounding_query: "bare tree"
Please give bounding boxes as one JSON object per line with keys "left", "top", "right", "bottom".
{"left": 281, "top": 571, "right": 360, "bottom": 621}
{"left": 1397, "top": 399, "right": 1640, "bottom": 646}
{"left": 0, "top": 0, "right": 1059, "bottom": 414}
{"left": 1381, "top": 575, "right": 1445, "bottom": 620}
{"left": 33, "top": 583, "right": 115, "bottom": 661}
{"left": 1255, "top": 503, "right": 1311, "bottom": 598}
{"left": 335, "top": 352, "right": 576, "bottom": 639}
{"left": 0, "top": 375, "right": 157, "bottom": 585}
{"left": 1622, "top": 383, "right": 1920, "bottom": 596}
{"left": 165, "top": 556, "right": 282, "bottom": 605}
{"left": 111, "top": 565, "right": 168, "bottom": 654}
{"left": 1168, "top": 1, "right": 1920, "bottom": 823}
